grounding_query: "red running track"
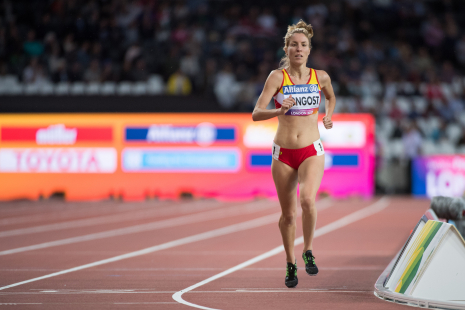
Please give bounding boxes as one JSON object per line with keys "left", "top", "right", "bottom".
{"left": 0, "top": 197, "right": 429, "bottom": 309}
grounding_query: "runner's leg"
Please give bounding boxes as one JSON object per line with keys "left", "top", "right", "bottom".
{"left": 272, "top": 159, "right": 298, "bottom": 263}
{"left": 298, "top": 154, "right": 325, "bottom": 252}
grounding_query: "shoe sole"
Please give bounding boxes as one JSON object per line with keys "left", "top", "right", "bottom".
{"left": 305, "top": 268, "right": 318, "bottom": 276}
{"left": 285, "top": 278, "right": 298, "bottom": 288}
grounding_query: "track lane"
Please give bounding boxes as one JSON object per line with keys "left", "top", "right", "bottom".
{"left": 0, "top": 200, "right": 277, "bottom": 253}
{"left": 0, "top": 199, "right": 226, "bottom": 230}
{"left": 0, "top": 199, "right": 358, "bottom": 296}
{"left": 0, "top": 198, "right": 429, "bottom": 310}
{"left": 173, "top": 197, "right": 390, "bottom": 309}
{"left": 181, "top": 197, "right": 428, "bottom": 310}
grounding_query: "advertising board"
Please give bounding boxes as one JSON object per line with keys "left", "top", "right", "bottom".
{"left": 413, "top": 156, "right": 465, "bottom": 197}
{"left": 0, "top": 113, "right": 374, "bottom": 201}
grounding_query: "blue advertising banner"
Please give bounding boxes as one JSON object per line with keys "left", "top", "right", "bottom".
{"left": 122, "top": 147, "right": 241, "bottom": 172}
{"left": 413, "top": 156, "right": 465, "bottom": 197}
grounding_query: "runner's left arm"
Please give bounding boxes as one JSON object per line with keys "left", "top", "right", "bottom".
{"left": 317, "top": 70, "right": 336, "bottom": 129}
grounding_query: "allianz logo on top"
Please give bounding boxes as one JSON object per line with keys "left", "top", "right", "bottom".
{"left": 125, "top": 123, "right": 235, "bottom": 146}
{"left": 283, "top": 84, "right": 318, "bottom": 94}
{"left": 147, "top": 123, "right": 215, "bottom": 146}
{"left": 36, "top": 124, "right": 77, "bottom": 145}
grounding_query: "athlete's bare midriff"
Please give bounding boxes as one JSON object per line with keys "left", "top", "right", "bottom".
{"left": 274, "top": 113, "right": 320, "bottom": 149}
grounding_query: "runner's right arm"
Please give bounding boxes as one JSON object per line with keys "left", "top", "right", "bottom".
{"left": 252, "top": 70, "right": 295, "bottom": 121}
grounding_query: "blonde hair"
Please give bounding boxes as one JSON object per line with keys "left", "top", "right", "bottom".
{"left": 279, "top": 20, "right": 314, "bottom": 69}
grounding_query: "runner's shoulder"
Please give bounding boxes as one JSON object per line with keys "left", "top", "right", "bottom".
{"left": 315, "top": 69, "right": 330, "bottom": 84}
{"left": 267, "top": 69, "right": 284, "bottom": 86}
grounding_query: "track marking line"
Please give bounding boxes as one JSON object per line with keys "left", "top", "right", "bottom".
{"left": 0, "top": 200, "right": 278, "bottom": 256}
{"left": 0, "top": 200, "right": 231, "bottom": 236}
{"left": 233, "top": 290, "right": 371, "bottom": 293}
{"left": 0, "top": 200, "right": 220, "bottom": 227}
{"left": 0, "top": 290, "right": 371, "bottom": 295}
{"left": 114, "top": 302, "right": 178, "bottom": 304}
{"left": 0, "top": 201, "right": 176, "bottom": 227}
{"left": 0, "top": 198, "right": 331, "bottom": 291}
{"left": 220, "top": 287, "right": 349, "bottom": 290}
{"left": 0, "top": 303, "right": 42, "bottom": 305}
{"left": 172, "top": 197, "right": 390, "bottom": 310}
{"left": 0, "top": 266, "right": 384, "bottom": 272}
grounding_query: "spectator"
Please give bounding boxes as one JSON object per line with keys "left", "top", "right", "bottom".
{"left": 414, "top": 47, "right": 433, "bottom": 72}
{"left": 214, "top": 63, "right": 238, "bottom": 109}
{"left": 222, "top": 35, "right": 236, "bottom": 57}
{"left": 456, "top": 34, "right": 465, "bottom": 67}
{"left": 63, "top": 34, "right": 77, "bottom": 56}
{"left": 167, "top": 69, "right": 192, "bottom": 95}
{"left": 425, "top": 71, "right": 445, "bottom": 100}
{"left": 76, "top": 42, "right": 91, "bottom": 68}
{"left": 83, "top": 59, "right": 101, "bottom": 82}
{"left": 100, "top": 62, "right": 117, "bottom": 82}
{"left": 23, "top": 58, "right": 44, "bottom": 84}
{"left": 125, "top": 43, "right": 141, "bottom": 64}
{"left": 422, "top": 16, "right": 444, "bottom": 48}
{"left": 180, "top": 51, "right": 200, "bottom": 79}
{"left": 257, "top": 8, "right": 276, "bottom": 33}
{"left": 131, "top": 58, "right": 149, "bottom": 81}
{"left": 48, "top": 44, "right": 64, "bottom": 75}
{"left": 124, "top": 21, "right": 140, "bottom": 46}
{"left": 117, "top": 1, "right": 142, "bottom": 28}
{"left": 68, "top": 62, "right": 83, "bottom": 82}
{"left": 440, "top": 61, "right": 456, "bottom": 83}
{"left": 120, "top": 60, "right": 133, "bottom": 81}
{"left": 23, "top": 30, "right": 44, "bottom": 57}
{"left": 52, "top": 61, "right": 69, "bottom": 83}
{"left": 402, "top": 122, "right": 423, "bottom": 192}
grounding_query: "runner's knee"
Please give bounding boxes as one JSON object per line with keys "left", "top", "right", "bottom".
{"left": 300, "top": 196, "right": 316, "bottom": 213}
{"left": 280, "top": 213, "right": 296, "bottom": 226}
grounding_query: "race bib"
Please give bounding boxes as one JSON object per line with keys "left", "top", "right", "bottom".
{"left": 282, "top": 84, "right": 320, "bottom": 116}
{"left": 272, "top": 142, "right": 281, "bottom": 160}
{"left": 313, "top": 139, "right": 325, "bottom": 156}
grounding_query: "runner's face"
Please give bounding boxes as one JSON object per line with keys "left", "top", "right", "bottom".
{"left": 286, "top": 33, "right": 310, "bottom": 66}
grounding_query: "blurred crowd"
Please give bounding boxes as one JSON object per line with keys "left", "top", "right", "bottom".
{"left": 1, "top": 0, "right": 465, "bottom": 159}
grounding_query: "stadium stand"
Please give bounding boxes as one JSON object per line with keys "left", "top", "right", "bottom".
{"left": 1, "top": 0, "right": 465, "bottom": 193}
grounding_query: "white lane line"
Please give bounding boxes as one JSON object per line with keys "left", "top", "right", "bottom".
{"left": 0, "top": 291, "right": 178, "bottom": 295}
{"left": 0, "top": 266, "right": 384, "bottom": 272}
{"left": 0, "top": 199, "right": 225, "bottom": 228}
{"left": 233, "top": 290, "right": 371, "bottom": 293}
{"left": 114, "top": 302, "right": 178, "bottom": 304}
{"left": 172, "top": 197, "right": 390, "bottom": 310}
{"left": 0, "top": 200, "right": 223, "bottom": 233}
{"left": 0, "top": 200, "right": 256, "bottom": 238}
{"left": 0, "top": 303, "right": 42, "bottom": 305}
{"left": 0, "top": 199, "right": 331, "bottom": 291}
{"left": 0, "top": 200, "right": 277, "bottom": 256}
{"left": 0, "top": 202, "right": 176, "bottom": 227}
{"left": 0, "top": 290, "right": 370, "bottom": 295}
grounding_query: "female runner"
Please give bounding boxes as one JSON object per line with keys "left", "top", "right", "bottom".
{"left": 252, "top": 20, "right": 336, "bottom": 288}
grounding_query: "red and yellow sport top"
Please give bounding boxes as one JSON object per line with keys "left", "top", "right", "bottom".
{"left": 273, "top": 68, "right": 321, "bottom": 116}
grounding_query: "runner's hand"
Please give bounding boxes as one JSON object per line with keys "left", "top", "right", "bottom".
{"left": 323, "top": 116, "right": 333, "bottom": 129}
{"left": 279, "top": 96, "right": 295, "bottom": 115}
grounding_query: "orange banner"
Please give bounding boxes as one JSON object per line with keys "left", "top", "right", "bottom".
{"left": 0, "top": 113, "right": 374, "bottom": 201}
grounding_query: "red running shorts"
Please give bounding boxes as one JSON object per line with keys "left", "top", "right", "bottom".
{"left": 272, "top": 139, "right": 325, "bottom": 170}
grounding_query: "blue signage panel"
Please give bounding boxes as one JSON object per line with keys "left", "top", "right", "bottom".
{"left": 123, "top": 148, "right": 241, "bottom": 172}
{"left": 125, "top": 124, "right": 235, "bottom": 145}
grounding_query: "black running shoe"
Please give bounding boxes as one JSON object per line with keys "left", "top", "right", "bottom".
{"left": 285, "top": 262, "right": 298, "bottom": 288}
{"left": 302, "top": 250, "right": 318, "bottom": 276}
